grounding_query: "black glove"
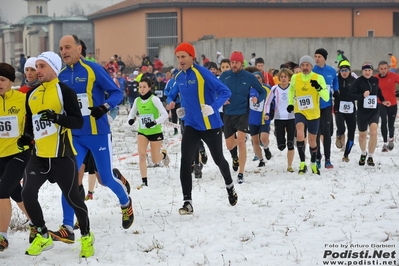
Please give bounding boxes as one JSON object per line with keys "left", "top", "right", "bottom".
{"left": 17, "top": 135, "right": 33, "bottom": 152}
{"left": 128, "top": 118, "right": 136, "bottom": 125}
{"left": 310, "top": 80, "right": 322, "bottom": 91}
{"left": 38, "top": 109, "right": 59, "bottom": 123}
{"left": 286, "top": 105, "right": 294, "bottom": 113}
{"left": 145, "top": 121, "right": 156, "bottom": 128}
{"left": 88, "top": 105, "right": 108, "bottom": 120}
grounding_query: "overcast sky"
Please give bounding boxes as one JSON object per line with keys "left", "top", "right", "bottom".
{"left": 0, "top": 0, "right": 124, "bottom": 24}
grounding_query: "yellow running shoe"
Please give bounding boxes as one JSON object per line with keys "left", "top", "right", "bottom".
{"left": 311, "top": 163, "right": 320, "bottom": 175}
{"left": 25, "top": 233, "right": 53, "bottom": 256}
{"left": 80, "top": 232, "right": 95, "bottom": 258}
{"left": 298, "top": 162, "right": 307, "bottom": 174}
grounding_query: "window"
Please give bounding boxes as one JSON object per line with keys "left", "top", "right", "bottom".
{"left": 146, "top": 12, "right": 178, "bottom": 58}
{"left": 367, "top": 30, "right": 374, "bottom": 37}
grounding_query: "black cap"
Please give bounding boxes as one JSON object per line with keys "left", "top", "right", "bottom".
{"left": 315, "top": 48, "right": 328, "bottom": 60}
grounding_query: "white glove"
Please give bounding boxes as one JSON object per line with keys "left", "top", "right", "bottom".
{"left": 201, "top": 104, "right": 214, "bottom": 117}
{"left": 176, "top": 107, "right": 185, "bottom": 118}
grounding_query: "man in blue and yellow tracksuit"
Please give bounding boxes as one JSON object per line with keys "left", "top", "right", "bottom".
{"left": 49, "top": 35, "right": 134, "bottom": 244}
{"left": 167, "top": 42, "right": 238, "bottom": 215}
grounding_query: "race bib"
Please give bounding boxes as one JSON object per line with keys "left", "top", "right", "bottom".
{"left": 0, "top": 116, "right": 19, "bottom": 138}
{"left": 139, "top": 114, "right": 155, "bottom": 128}
{"left": 363, "top": 95, "right": 377, "bottom": 109}
{"left": 32, "top": 114, "right": 57, "bottom": 140}
{"left": 154, "top": 90, "right": 164, "bottom": 98}
{"left": 77, "top": 93, "right": 90, "bottom": 116}
{"left": 249, "top": 98, "right": 264, "bottom": 112}
{"left": 339, "top": 101, "right": 354, "bottom": 114}
{"left": 297, "top": 95, "right": 314, "bottom": 110}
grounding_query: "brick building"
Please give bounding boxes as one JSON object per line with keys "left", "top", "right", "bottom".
{"left": 88, "top": 0, "right": 399, "bottom": 65}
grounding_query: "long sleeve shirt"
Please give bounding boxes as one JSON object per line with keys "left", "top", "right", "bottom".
{"left": 313, "top": 64, "right": 338, "bottom": 109}
{"left": 59, "top": 59, "right": 123, "bottom": 135}
{"left": 348, "top": 76, "right": 385, "bottom": 114}
{"left": 167, "top": 64, "right": 231, "bottom": 131}
{"left": 288, "top": 72, "right": 329, "bottom": 120}
{"left": 219, "top": 69, "right": 266, "bottom": 116}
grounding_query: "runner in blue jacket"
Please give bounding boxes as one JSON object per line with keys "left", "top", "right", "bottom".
{"left": 48, "top": 35, "right": 134, "bottom": 244}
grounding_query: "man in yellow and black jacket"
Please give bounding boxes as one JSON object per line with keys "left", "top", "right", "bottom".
{"left": 19, "top": 52, "right": 94, "bottom": 258}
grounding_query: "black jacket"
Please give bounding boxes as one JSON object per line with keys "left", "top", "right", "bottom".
{"left": 348, "top": 76, "right": 385, "bottom": 113}
{"left": 334, "top": 73, "right": 357, "bottom": 112}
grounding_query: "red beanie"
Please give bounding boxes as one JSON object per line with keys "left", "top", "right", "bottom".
{"left": 230, "top": 51, "right": 244, "bottom": 64}
{"left": 175, "top": 42, "right": 196, "bottom": 58}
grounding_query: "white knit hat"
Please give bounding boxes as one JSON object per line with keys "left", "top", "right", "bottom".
{"left": 37, "top": 51, "right": 62, "bottom": 75}
{"left": 24, "top": 57, "right": 37, "bottom": 71}
{"left": 299, "top": 55, "right": 314, "bottom": 67}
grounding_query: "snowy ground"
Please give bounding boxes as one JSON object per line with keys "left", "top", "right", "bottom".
{"left": 3, "top": 108, "right": 399, "bottom": 266}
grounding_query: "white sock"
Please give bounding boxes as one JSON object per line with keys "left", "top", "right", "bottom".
{"left": 0, "top": 232, "right": 7, "bottom": 239}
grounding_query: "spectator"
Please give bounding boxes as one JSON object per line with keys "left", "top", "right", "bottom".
{"left": 141, "top": 54, "right": 152, "bottom": 67}
{"left": 116, "top": 71, "right": 127, "bottom": 104}
{"left": 19, "top": 54, "right": 27, "bottom": 86}
{"left": 249, "top": 53, "right": 256, "bottom": 66}
{"left": 335, "top": 50, "right": 348, "bottom": 64}
{"left": 388, "top": 53, "right": 397, "bottom": 73}
{"left": 142, "top": 65, "right": 156, "bottom": 84}
{"left": 105, "top": 57, "right": 119, "bottom": 75}
{"left": 208, "top": 62, "right": 219, "bottom": 77}
{"left": 153, "top": 55, "right": 164, "bottom": 71}
{"left": 127, "top": 71, "right": 139, "bottom": 108}
{"left": 164, "top": 69, "right": 172, "bottom": 82}
{"left": 154, "top": 72, "right": 166, "bottom": 103}
{"left": 255, "top": 57, "right": 275, "bottom": 87}
{"left": 85, "top": 53, "right": 96, "bottom": 62}
{"left": 116, "top": 57, "right": 126, "bottom": 73}
{"left": 201, "top": 54, "right": 210, "bottom": 67}
{"left": 216, "top": 51, "right": 225, "bottom": 65}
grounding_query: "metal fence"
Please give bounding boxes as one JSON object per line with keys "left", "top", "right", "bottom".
{"left": 146, "top": 12, "right": 178, "bottom": 58}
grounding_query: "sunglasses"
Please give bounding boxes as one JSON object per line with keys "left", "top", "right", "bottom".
{"left": 340, "top": 69, "right": 349, "bottom": 72}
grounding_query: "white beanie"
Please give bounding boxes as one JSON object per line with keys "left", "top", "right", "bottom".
{"left": 133, "top": 70, "right": 139, "bottom": 75}
{"left": 299, "top": 55, "right": 314, "bottom": 67}
{"left": 24, "top": 57, "right": 37, "bottom": 71}
{"left": 37, "top": 51, "right": 62, "bottom": 75}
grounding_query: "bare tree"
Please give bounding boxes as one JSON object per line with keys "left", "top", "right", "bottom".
{"left": 62, "top": 2, "right": 85, "bottom": 17}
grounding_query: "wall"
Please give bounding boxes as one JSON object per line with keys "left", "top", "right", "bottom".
{"left": 3, "top": 29, "right": 15, "bottom": 65}
{"left": 159, "top": 37, "right": 399, "bottom": 71}
{"left": 93, "top": 7, "right": 179, "bottom": 66}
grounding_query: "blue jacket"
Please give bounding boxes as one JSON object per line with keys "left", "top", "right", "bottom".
{"left": 167, "top": 64, "right": 231, "bottom": 131}
{"left": 59, "top": 59, "right": 123, "bottom": 135}
{"left": 313, "top": 64, "right": 338, "bottom": 109}
{"left": 219, "top": 69, "right": 266, "bottom": 115}
{"left": 164, "top": 78, "right": 180, "bottom": 104}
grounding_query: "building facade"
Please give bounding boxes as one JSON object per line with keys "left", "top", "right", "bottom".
{"left": 88, "top": 0, "right": 399, "bottom": 66}
{"left": 0, "top": 0, "right": 94, "bottom": 69}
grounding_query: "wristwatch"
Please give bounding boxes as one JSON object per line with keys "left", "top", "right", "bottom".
{"left": 103, "top": 102, "right": 111, "bottom": 110}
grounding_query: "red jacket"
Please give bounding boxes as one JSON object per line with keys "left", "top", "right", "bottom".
{"left": 375, "top": 72, "right": 399, "bottom": 105}
{"left": 19, "top": 85, "right": 30, "bottom": 94}
{"left": 154, "top": 59, "right": 164, "bottom": 71}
